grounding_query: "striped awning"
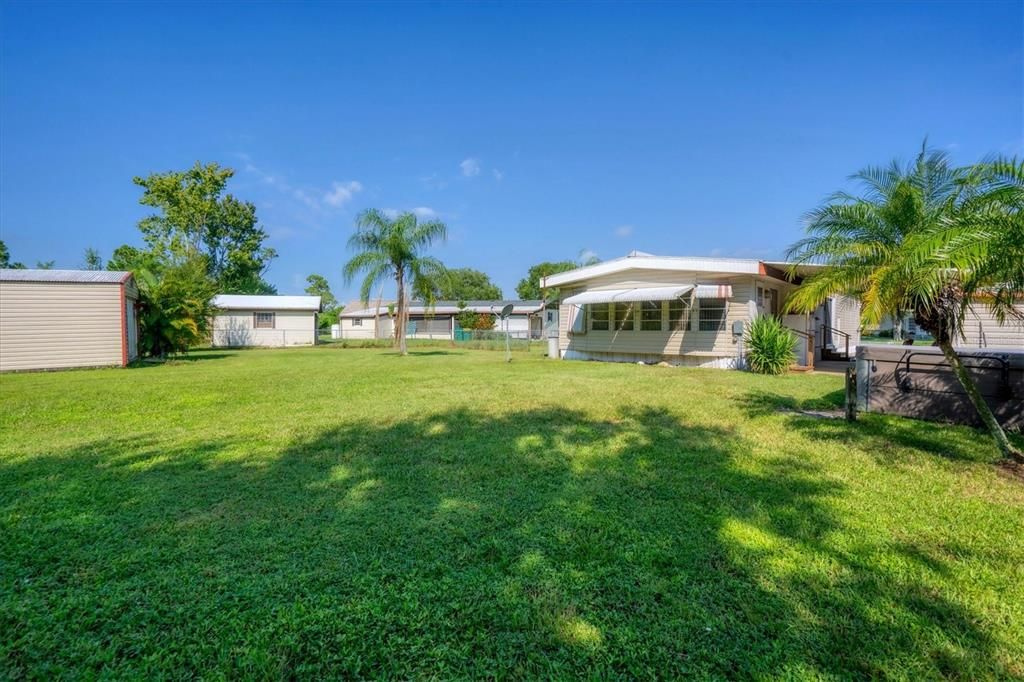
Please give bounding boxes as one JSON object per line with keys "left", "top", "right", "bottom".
{"left": 563, "top": 285, "right": 694, "bottom": 306}
{"left": 694, "top": 284, "right": 733, "bottom": 299}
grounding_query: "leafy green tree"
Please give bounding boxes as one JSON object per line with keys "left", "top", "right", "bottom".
{"left": 786, "top": 145, "right": 1021, "bottom": 461}
{"left": 134, "top": 255, "right": 217, "bottom": 358}
{"left": 0, "top": 240, "right": 28, "bottom": 268}
{"left": 83, "top": 248, "right": 103, "bottom": 271}
{"left": 305, "top": 273, "right": 341, "bottom": 328}
{"left": 107, "top": 244, "right": 163, "bottom": 274}
{"left": 35, "top": 260, "right": 55, "bottom": 270}
{"left": 515, "top": 261, "right": 577, "bottom": 302}
{"left": 133, "top": 161, "right": 277, "bottom": 292}
{"left": 439, "top": 268, "right": 502, "bottom": 300}
{"left": 343, "top": 209, "right": 447, "bottom": 355}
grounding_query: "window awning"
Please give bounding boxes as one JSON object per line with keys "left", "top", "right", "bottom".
{"left": 562, "top": 285, "right": 694, "bottom": 306}
{"left": 694, "top": 284, "right": 733, "bottom": 299}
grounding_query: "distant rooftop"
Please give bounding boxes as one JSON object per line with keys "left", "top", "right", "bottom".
{"left": 340, "top": 299, "right": 544, "bottom": 318}
{"left": 0, "top": 268, "right": 131, "bottom": 284}
{"left": 213, "top": 294, "right": 322, "bottom": 311}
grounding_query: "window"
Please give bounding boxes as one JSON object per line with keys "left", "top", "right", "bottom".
{"left": 590, "top": 304, "right": 610, "bottom": 331}
{"left": 352, "top": 318, "right": 363, "bottom": 327}
{"left": 668, "top": 298, "right": 689, "bottom": 331}
{"left": 698, "top": 299, "right": 727, "bottom": 331}
{"left": 640, "top": 301, "right": 663, "bottom": 331}
{"left": 254, "top": 312, "right": 275, "bottom": 329}
{"left": 614, "top": 303, "right": 634, "bottom": 331}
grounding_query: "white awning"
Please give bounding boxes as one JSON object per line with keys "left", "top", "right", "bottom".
{"left": 563, "top": 285, "right": 693, "bottom": 305}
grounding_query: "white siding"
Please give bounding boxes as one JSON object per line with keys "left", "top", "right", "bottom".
{"left": 211, "top": 310, "right": 317, "bottom": 347}
{"left": 339, "top": 316, "right": 381, "bottom": 339}
{"left": 958, "top": 303, "right": 1024, "bottom": 349}
{"left": 0, "top": 281, "right": 127, "bottom": 371}
{"left": 557, "top": 275, "right": 759, "bottom": 364}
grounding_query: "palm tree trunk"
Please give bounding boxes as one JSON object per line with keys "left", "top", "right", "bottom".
{"left": 395, "top": 268, "right": 408, "bottom": 356}
{"left": 892, "top": 310, "right": 903, "bottom": 342}
{"left": 937, "top": 341, "right": 1022, "bottom": 462}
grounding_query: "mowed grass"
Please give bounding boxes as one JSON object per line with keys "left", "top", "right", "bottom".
{"left": 2, "top": 347, "right": 1023, "bottom": 679}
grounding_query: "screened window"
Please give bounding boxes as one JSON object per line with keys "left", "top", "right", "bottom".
{"left": 668, "top": 298, "right": 689, "bottom": 331}
{"left": 640, "top": 301, "right": 663, "bottom": 331}
{"left": 614, "top": 303, "right": 634, "bottom": 331}
{"left": 590, "top": 304, "right": 610, "bottom": 331}
{"left": 254, "top": 312, "right": 275, "bottom": 329}
{"left": 352, "top": 318, "right": 363, "bottom": 327}
{"left": 698, "top": 299, "right": 727, "bottom": 331}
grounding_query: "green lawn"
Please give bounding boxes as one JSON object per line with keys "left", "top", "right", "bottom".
{"left": 2, "top": 348, "right": 1022, "bottom": 679}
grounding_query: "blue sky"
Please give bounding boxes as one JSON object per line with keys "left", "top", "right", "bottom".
{"left": 1, "top": 1, "right": 1021, "bottom": 301}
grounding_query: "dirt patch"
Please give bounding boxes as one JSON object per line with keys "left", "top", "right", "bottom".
{"left": 995, "top": 458, "right": 1024, "bottom": 483}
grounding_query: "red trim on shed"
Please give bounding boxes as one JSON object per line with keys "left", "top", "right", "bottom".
{"left": 120, "top": 282, "right": 128, "bottom": 367}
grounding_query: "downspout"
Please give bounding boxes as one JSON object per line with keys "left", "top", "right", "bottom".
{"left": 119, "top": 275, "right": 130, "bottom": 367}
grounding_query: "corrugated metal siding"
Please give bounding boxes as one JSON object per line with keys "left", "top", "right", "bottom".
{"left": 0, "top": 281, "right": 125, "bottom": 371}
{"left": 558, "top": 276, "right": 755, "bottom": 359}
{"left": 958, "top": 303, "right": 1024, "bottom": 349}
{"left": 211, "top": 310, "right": 318, "bottom": 347}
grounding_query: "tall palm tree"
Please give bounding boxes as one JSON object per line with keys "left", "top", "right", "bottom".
{"left": 343, "top": 209, "right": 447, "bottom": 356}
{"left": 786, "top": 146, "right": 1022, "bottom": 462}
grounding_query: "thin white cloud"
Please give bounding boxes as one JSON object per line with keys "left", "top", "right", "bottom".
{"left": 492, "top": 168, "right": 504, "bottom": 182}
{"left": 293, "top": 188, "right": 320, "bottom": 209}
{"left": 614, "top": 224, "right": 633, "bottom": 238}
{"left": 382, "top": 207, "right": 439, "bottom": 220}
{"left": 323, "top": 181, "right": 363, "bottom": 208}
{"left": 460, "top": 158, "right": 481, "bottom": 177}
{"left": 420, "top": 173, "right": 448, "bottom": 190}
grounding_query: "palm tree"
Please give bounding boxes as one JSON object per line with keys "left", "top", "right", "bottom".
{"left": 787, "top": 143, "right": 960, "bottom": 341}
{"left": 343, "top": 209, "right": 447, "bottom": 356}
{"left": 786, "top": 146, "right": 1022, "bottom": 462}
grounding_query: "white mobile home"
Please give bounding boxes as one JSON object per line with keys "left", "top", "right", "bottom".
{"left": 211, "top": 294, "right": 321, "bottom": 347}
{"left": 338, "top": 300, "right": 546, "bottom": 340}
{"left": 0, "top": 269, "right": 139, "bottom": 371}
{"left": 544, "top": 252, "right": 859, "bottom": 368}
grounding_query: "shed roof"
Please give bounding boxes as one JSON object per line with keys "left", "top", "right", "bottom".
{"left": 0, "top": 268, "right": 132, "bottom": 284}
{"left": 213, "top": 294, "right": 322, "bottom": 311}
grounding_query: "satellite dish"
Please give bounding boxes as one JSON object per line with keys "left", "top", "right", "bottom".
{"left": 499, "top": 303, "right": 514, "bottom": 319}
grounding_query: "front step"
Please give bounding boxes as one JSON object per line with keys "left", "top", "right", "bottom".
{"left": 790, "top": 364, "right": 814, "bottom": 372}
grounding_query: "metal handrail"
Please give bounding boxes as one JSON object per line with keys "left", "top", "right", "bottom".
{"left": 823, "top": 325, "right": 852, "bottom": 358}
{"left": 895, "top": 350, "right": 1013, "bottom": 397}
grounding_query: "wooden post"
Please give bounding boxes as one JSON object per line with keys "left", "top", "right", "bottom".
{"left": 845, "top": 366, "right": 857, "bottom": 422}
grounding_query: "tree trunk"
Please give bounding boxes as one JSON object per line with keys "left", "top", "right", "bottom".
{"left": 891, "top": 310, "right": 903, "bottom": 342}
{"left": 937, "top": 341, "right": 1022, "bottom": 462}
{"left": 395, "top": 269, "right": 408, "bottom": 356}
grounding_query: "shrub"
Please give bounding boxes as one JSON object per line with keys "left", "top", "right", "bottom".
{"left": 745, "top": 315, "right": 796, "bottom": 375}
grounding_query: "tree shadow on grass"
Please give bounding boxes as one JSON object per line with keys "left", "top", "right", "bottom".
{"left": 129, "top": 351, "right": 236, "bottom": 368}
{"left": 0, "top": 407, "right": 1012, "bottom": 678}
{"left": 738, "top": 390, "right": 1003, "bottom": 464}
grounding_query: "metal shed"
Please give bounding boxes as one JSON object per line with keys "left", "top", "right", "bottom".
{"left": 0, "top": 269, "right": 139, "bottom": 371}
